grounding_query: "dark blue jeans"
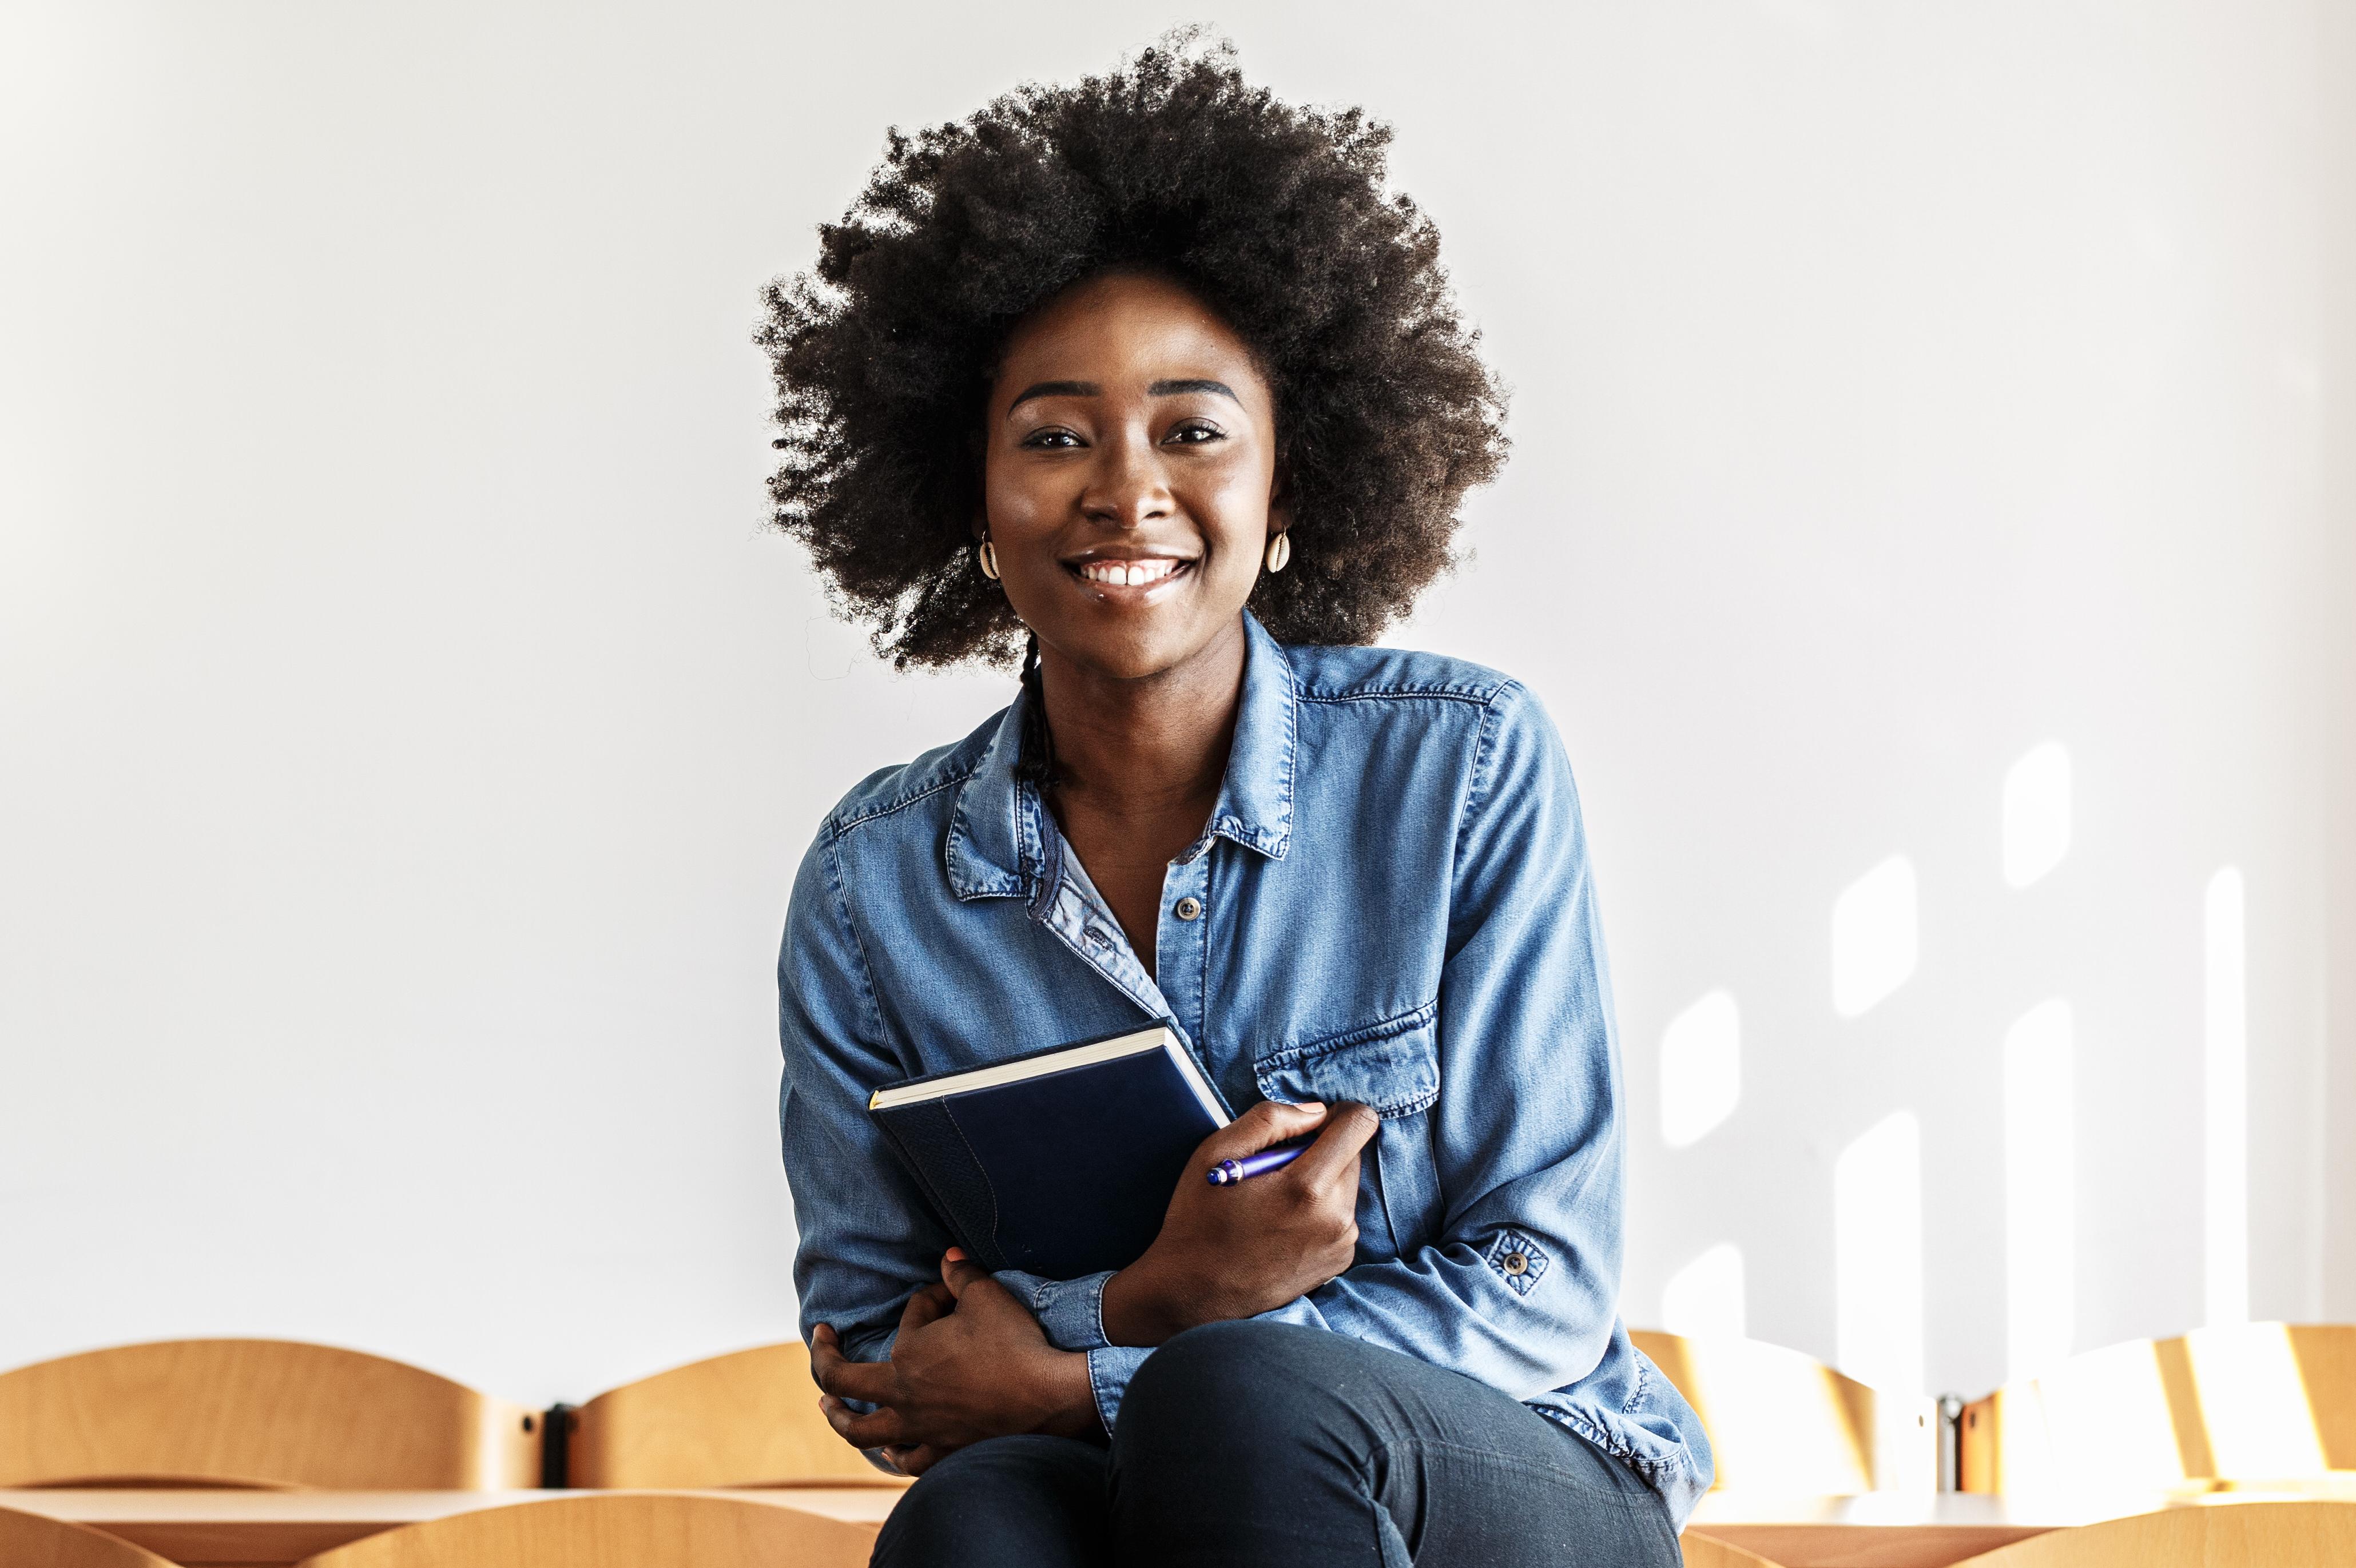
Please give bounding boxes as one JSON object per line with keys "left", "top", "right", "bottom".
{"left": 872, "top": 1320, "right": 1683, "bottom": 1567}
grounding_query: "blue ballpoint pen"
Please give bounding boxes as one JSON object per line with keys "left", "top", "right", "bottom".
{"left": 1207, "top": 1141, "right": 1310, "bottom": 1185}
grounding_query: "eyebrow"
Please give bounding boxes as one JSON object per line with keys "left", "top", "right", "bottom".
{"left": 1004, "top": 377, "right": 1242, "bottom": 413}
{"left": 1149, "top": 378, "right": 1239, "bottom": 403}
{"left": 1006, "top": 380, "right": 1098, "bottom": 411}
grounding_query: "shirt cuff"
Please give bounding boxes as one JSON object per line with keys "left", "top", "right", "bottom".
{"left": 1084, "top": 1344, "right": 1154, "bottom": 1433}
{"left": 995, "top": 1268, "right": 1116, "bottom": 1351}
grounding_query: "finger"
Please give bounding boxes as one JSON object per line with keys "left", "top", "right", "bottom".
{"left": 1288, "top": 1101, "right": 1380, "bottom": 1185}
{"left": 884, "top": 1443, "right": 944, "bottom": 1477}
{"left": 1201, "top": 1099, "right": 1329, "bottom": 1163}
{"left": 809, "top": 1348, "right": 899, "bottom": 1407}
{"left": 900, "top": 1282, "right": 955, "bottom": 1334}
{"left": 820, "top": 1394, "right": 911, "bottom": 1450}
{"left": 806, "top": 1323, "right": 846, "bottom": 1389}
{"left": 941, "top": 1251, "right": 995, "bottom": 1299}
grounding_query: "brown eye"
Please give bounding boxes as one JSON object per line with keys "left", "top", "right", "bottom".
{"left": 1165, "top": 420, "right": 1225, "bottom": 445}
{"left": 1022, "top": 428, "right": 1083, "bottom": 449}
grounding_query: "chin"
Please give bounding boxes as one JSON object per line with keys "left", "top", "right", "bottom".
{"left": 1051, "top": 614, "right": 1231, "bottom": 686}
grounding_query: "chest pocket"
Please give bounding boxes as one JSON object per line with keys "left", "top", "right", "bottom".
{"left": 1253, "top": 1001, "right": 1445, "bottom": 1260}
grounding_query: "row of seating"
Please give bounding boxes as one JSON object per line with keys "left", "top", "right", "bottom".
{"left": 1688, "top": 1506, "right": 2356, "bottom": 1568}
{"left": 10, "top": 1489, "right": 2354, "bottom": 1567}
{"left": 0, "top": 1338, "right": 884, "bottom": 1490}
{"left": 4, "top": 1326, "right": 2354, "bottom": 1566}
{"left": 5, "top": 1322, "right": 2352, "bottom": 1495}
{"left": 4, "top": 1496, "right": 881, "bottom": 1568}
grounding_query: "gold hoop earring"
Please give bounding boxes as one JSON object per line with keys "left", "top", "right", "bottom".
{"left": 978, "top": 540, "right": 1000, "bottom": 580}
{"left": 1264, "top": 532, "right": 1291, "bottom": 574}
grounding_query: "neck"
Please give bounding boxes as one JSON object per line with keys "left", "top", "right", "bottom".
{"left": 1035, "top": 618, "right": 1248, "bottom": 816}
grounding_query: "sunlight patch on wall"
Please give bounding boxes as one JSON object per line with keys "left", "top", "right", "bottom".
{"left": 2004, "top": 998, "right": 2075, "bottom": 1382}
{"left": 1660, "top": 989, "right": 1741, "bottom": 1149}
{"left": 1660, "top": 1242, "right": 1747, "bottom": 1339}
{"left": 2204, "top": 867, "right": 2247, "bottom": 1327}
{"left": 1831, "top": 856, "right": 1917, "bottom": 1018}
{"left": 2002, "top": 742, "right": 2072, "bottom": 888}
{"left": 1835, "top": 1111, "right": 1924, "bottom": 1395}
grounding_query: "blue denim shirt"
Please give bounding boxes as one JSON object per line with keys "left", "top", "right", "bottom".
{"left": 778, "top": 614, "right": 1714, "bottom": 1522}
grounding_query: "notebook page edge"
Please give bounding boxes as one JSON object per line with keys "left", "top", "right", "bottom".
{"left": 868, "top": 1025, "right": 1174, "bottom": 1112}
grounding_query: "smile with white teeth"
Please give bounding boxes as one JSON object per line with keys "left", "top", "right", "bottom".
{"left": 1076, "top": 558, "right": 1183, "bottom": 587}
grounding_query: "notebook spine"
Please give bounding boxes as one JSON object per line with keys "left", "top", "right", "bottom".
{"left": 873, "top": 1100, "right": 1008, "bottom": 1273}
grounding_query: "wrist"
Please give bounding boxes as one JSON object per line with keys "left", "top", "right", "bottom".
{"left": 1102, "top": 1259, "right": 1188, "bottom": 1347}
{"left": 1024, "top": 1347, "right": 1103, "bottom": 1439}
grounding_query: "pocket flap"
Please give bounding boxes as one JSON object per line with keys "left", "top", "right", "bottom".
{"left": 1253, "top": 1001, "right": 1440, "bottom": 1119}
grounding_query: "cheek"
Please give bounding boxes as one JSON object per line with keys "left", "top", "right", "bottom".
{"left": 982, "top": 462, "right": 1049, "bottom": 535}
{"left": 1193, "top": 463, "right": 1276, "bottom": 564}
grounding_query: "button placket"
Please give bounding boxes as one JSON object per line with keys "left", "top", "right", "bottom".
{"left": 1155, "top": 851, "right": 1213, "bottom": 1052}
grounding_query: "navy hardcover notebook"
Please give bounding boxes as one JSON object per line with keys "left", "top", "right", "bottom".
{"left": 867, "top": 1025, "right": 1230, "bottom": 1281}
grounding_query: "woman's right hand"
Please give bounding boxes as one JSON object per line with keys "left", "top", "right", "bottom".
{"left": 1099, "top": 1099, "right": 1380, "bottom": 1347}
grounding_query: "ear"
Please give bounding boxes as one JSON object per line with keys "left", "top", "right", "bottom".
{"left": 1267, "top": 463, "right": 1293, "bottom": 537}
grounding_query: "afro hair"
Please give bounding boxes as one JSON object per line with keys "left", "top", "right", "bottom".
{"left": 758, "top": 31, "right": 1508, "bottom": 669}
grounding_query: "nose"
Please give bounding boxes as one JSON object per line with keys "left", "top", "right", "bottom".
{"left": 1080, "top": 426, "right": 1174, "bottom": 529}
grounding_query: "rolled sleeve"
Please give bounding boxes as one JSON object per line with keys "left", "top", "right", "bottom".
{"left": 998, "top": 1268, "right": 1116, "bottom": 1352}
{"left": 1085, "top": 1344, "right": 1155, "bottom": 1431}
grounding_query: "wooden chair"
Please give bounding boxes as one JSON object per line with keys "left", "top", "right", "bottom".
{"left": 1948, "top": 1500, "right": 2356, "bottom": 1566}
{"left": 291, "top": 1493, "right": 880, "bottom": 1568}
{"left": 0, "top": 1339, "right": 540, "bottom": 1489}
{"left": 1680, "top": 1530, "right": 1789, "bottom": 1567}
{"left": 0, "top": 1503, "right": 180, "bottom": 1568}
{"left": 1632, "top": 1330, "right": 1933, "bottom": 1494}
{"left": 1958, "top": 1323, "right": 2356, "bottom": 1495}
{"left": 566, "top": 1342, "right": 905, "bottom": 1488}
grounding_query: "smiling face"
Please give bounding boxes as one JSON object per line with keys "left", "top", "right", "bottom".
{"left": 982, "top": 270, "right": 1284, "bottom": 686}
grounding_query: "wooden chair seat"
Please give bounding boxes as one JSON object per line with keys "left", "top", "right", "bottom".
{"left": 291, "top": 1493, "right": 879, "bottom": 1568}
{"left": 1680, "top": 1530, "right": 1789, "bottom": 1567}
{"left": 0, "top": 1503, "right": 180, "bottom": 1568}
{"left": 1950, "top": 1500, "right": 2356, "bottom": 1566}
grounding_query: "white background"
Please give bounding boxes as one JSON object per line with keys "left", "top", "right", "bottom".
{"left": 5, "top": 1, "right": 2352, "bottom": 1409}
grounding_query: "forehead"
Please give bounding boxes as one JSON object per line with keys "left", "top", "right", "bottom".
{"left": 994, "top": 272, "right": 1264, "bottom": 390}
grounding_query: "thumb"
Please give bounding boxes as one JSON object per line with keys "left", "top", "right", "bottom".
{"left": 1206, "top": 1098, "right": 1329, "bottom": 1161}
{"left": 941, "top": 1247, "right": 994, "bottom": 1300}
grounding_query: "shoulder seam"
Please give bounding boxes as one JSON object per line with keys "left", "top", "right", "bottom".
{"left": 1452, "top": 680, "right": 1523, "bottom": 867}
{"left": 1294, "top": 684, "right": 1503, "bottom": 707}
{"left": 823, "top": 761, "right": 979, "bottom": 841}
{"left": 817, "top": 835, "right": 890, "bottom": 1044}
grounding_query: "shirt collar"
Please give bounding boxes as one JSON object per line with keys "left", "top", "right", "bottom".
{"left": 944, "top": 612, "right": 1298, "bottom": 902}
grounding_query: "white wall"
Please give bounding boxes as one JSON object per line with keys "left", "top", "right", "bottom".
{"left": 3, "top": 1, "right": 2347, "bottom": 1408}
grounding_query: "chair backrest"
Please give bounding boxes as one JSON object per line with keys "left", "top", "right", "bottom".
{"left": 1958, "top": 1323, "right": 2356, "bottom": 1495}
{"left": 0, "top": 1339, "right": 540, "bottom": 1489}
{"left": 291, "top": 1493, "right": 881, "bottom": 1568}
{"left": 1630, "top": 1330, "right": 1879, "bottom": 1494}
{"left": 1947, "top": 1500, "right": 2356, "bottom": 1567}
{"left": 0, "top": 1504, "right": 182, "bottom": 1568}
{"left": 567, "top": 1342, "right": 903, "bottom": 1488}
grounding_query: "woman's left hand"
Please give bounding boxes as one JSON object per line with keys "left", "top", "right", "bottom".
{"left": 809, "top": 1250, "right": 1099, "bottom": 1475}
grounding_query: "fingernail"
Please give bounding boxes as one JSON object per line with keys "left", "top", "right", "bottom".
{"left": 945, "top": 1247, "right": 968, "bottom": 1263}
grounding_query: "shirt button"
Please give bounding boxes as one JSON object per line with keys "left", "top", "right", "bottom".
{"left": 1503, "top": 1252, "right": 1529, "bottom": 1276}
{"left": 1174, "top": 896, "right": 1203, "bottom": 922}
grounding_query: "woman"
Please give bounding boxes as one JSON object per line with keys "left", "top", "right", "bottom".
{"left": 765, "top": 38, "right": 1711, "bottom": 1567}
